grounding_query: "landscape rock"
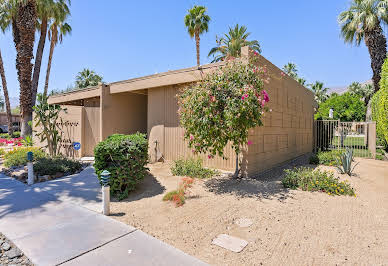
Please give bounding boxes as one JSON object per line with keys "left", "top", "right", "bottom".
{"left": 212, "top": 234, "right": 248, "bottom": 253}
{"left": 5, "top": 248, "right": 22, "bottom": 259}
{"left": 1, "top": 242, "right": 10, "bottom": 251}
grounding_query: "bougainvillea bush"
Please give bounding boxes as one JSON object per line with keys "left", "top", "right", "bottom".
{"left": 0, "top": 137, "right": 22, "bottom": 147}
{"left": 178, "top": 58, "right": 270, "bottom": 175}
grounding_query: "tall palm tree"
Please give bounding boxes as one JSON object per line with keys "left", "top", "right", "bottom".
{"left": 75, "top": 68, "right": 103, "bottom": 89}
{"left": 0, "top": 49, "right": 13, "bottom": 135}
{"left": 43, "top": 1, "right": 71, "bottom": 97}
{"left": 13, "top": 0, "right": 37, "bottom": 137}
{"left": 309, "top": 81, "right": 329, "bottom": 105}
{"left": 32, "top": 0, "right": 68, "bottom": 106}
{"left": 208, "top": 24, "right": 261, "bottom": 63}
{"left": 184, "top": 5, "right": 210, "bottom": 66}
{"left": 339, "top": 0, "right": 388, "bottom": 92}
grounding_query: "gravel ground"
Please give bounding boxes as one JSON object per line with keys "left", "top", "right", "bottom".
{"left": 110, "top": 158, "right": 388, "bottom": 266}
{"left": 0, "top": 233, "right": 33, "bottom": 266}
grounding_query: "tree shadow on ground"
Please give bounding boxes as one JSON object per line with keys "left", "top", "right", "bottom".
{"left": 205, "top": 154, "right": 316, "bottom": 201}
{"left": 112, "top": 172, "right": 165, "bottom": 203}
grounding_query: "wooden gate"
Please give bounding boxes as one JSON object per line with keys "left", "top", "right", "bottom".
{"left": 83, "top": 107, "right": 100, "bottom": 157}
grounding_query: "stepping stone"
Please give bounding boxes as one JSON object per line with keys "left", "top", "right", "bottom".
{"left": 212, "top": 234, "right": 248, "bottom": 253}
{"left": 235, "top": 218, "right": 253, "bottom": 228}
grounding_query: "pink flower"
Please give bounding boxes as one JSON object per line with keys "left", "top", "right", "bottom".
{"left": 281, "top": 72, "right": 286, "bottom": 77}
{"left": 262, "top": 90, "right": 270, "bottom": 102}
{"left": 247, "top": 140, "right": 253, "bottom": 145}
{"left": 192, "top": 149, "right": 195, "bottom": 153}
{"left": 210, "top": 95, "right": 216, "bottom": 102}
{"left": 241, "top": 96, "right": 245, "bottom": 100}
{"left": 208, "top": 155, "right": 213, "bottom": 159}
{"left": 244, "top": 94, "right": 248, "bottom": 98}
{"left": 190, "top": 135, "right": 194, "bottom": 141}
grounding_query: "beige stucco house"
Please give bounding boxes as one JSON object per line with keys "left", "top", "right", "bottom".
{"left": 46, "top": 47, "right": 316, "bottom": 176}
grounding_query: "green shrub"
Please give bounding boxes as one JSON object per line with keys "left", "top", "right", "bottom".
{"left": 317, "top": 150, "right": 344, "bottom": 166}
{"left": 282, "top": 167, "right": 355, "bottom": 196}
{"left": 171, "top": 158, "right": 218, "bottom": 179}
{"left": 371, "top": 58, "right": 388, "bottom": 149}
{"left": 4, "top": 147, "right": 46, "bottom": 167}
{"left": 0, "top": 148, "right": 5, "bottom": 156}
{"left": 0, "top": 132, "right": 21, "bottom": 139}
{"left": 94, "top": 133, "right": 148, "bottom": 200}
{"left": 309, "top": 153, "right": 319, "bottom": 164}
{"left": 34, "top": 157, "right": 82, "bottom": 176}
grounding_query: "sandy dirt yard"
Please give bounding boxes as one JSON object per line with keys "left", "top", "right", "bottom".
{"left": 111, "top": 158, "right": 388, "bottom": 266}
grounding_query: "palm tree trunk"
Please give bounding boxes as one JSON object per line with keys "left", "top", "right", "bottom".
{"left": 364, "top": 25, "right": 387, "bottom": 93}
{"left": 0, "top": 49, "right": 13, "bottom": 136}
{"left": 195, "top": 32, "right": 200, "bottom": 66}
{"left": 43, "top": 27, "right": 56, "bottom": 97}
{"left": 14, "top": 0, "right": 36, "bottom": 138}
{"left": 32, "top": 17, "right": 48, "bottom": 106}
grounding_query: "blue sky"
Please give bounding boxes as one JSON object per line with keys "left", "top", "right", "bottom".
{"left": 1, "top": 0, "right": 386, "bottom": 99}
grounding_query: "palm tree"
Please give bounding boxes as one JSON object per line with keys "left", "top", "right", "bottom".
{"left": 208, "top": 24, "right": 261, "bottom": 63}
{"left": 184, "top": 5, "right": 210, "bottom": 66}
{"left": 282, "top": 62, "right": 298, "bottom": 79}
{"left": 32, "top": 0, "right": 69, "bottom": 106}
{"left": 13, "top": 0, "right": 37, "bottom": 137}
{"left": 75, "top": 68, "right": 103, "bottom": 89}
{"left": 43, "top": 1, "right": 71, "bottom": 97}
{"left": 0, "top": 49, "right": 13, "bottom": 135}
{"left": 309, "top": 81, "right": 329, "bottom": 105}
{"left": 348, "top": 81, "right": 374, "bottom": 105}
{"left": 339, "top": 0, "right": 388, "bottom": 92}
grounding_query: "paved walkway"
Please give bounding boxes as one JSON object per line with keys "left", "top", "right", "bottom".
{"left": 0, "top": 167, "right": 206, "bottom": 266}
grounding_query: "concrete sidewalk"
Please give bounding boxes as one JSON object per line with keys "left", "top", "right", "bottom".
{"left": 0, "top": 170, "right": 206, "bottom": 266}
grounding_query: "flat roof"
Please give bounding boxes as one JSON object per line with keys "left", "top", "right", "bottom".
{"left": 47, "top": 53, "right": 315, "bottom": 104}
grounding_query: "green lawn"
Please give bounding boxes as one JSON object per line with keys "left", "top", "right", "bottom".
{"left": 331, "top": 136, "right": 366, "bottom": 147}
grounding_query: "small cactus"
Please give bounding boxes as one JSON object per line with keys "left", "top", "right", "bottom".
{"left": 335, "top": 149, "right": 358, "bottom": 175}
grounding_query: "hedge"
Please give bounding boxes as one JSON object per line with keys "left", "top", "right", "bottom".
{"left": 371, "top": 57, "right": 388, "bottom": 149}
{"left": 94, "top": 133, "right": 148, "bottom": 200}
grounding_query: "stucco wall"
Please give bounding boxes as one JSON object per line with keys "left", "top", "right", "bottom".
{"left": 101, "top": 85, "right": 147, "bottom": 140}
{"left": 33, "top": 105, "right": 83, "bottom": 158}
{"left": 243, "top": 50, "right": 315, "bottom": 176}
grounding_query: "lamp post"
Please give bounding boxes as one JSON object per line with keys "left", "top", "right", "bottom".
{"left": 27, "top": 151, "right": 34, "bottom": 185}
{"left": 100, "top": 170, "right": 111, "bottom": 215}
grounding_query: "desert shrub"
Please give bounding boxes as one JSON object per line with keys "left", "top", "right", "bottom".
{"left": 317, "top": 150, "right": 344, "bottom": 166}
{"left": 94, "top": 133, "right": 148, "bottom": 200}
{"left": 171, "top": 158, "right": 218, "bottom": 179}
{"left": 282, "top": 167, "right": 355, "bottom": 196}
{"left": 34, "top": 157, "right": 82, "bottom": 176}
{"left": 4, "top": 147, "right": 46, "bottom": 167}
{"left": 163, "top": 177, "right": 194, "bottom": 207}
{"left": 309, "top": 153, "right": 319, "bottom": 164}
{"left": 335, "top": 149, "right": 358, "bottom": 175}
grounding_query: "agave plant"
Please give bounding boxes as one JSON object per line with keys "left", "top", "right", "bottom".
{"left": 335, "top": 149, "right": 358, "bottom": 175}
